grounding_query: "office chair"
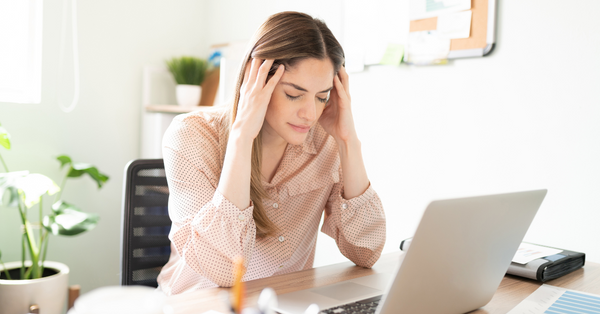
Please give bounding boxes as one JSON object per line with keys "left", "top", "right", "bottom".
{"left": 120, "top": 159, "right": 172, "bottom": 287}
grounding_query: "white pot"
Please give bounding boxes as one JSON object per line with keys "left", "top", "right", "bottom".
{"left": 176, "top": 84, "right": 202, "bottom": 108}
{"left": 0, "top": 261, "right": 69, "bottom": 314}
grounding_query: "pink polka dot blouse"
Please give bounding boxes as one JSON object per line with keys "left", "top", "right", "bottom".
{"left": 156, "top": 109, "right": 386, "bottom": 295}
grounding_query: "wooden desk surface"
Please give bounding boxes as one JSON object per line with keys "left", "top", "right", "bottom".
{"left": 166, "top": 252, "right": 600, "bottom": 314}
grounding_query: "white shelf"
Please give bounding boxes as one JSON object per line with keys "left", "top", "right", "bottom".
{"left": 145, "top": 104, "right": 214, "bottom": 114}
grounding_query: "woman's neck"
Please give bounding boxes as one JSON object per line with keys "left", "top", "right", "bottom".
{"left": 260, "top": 123, "right": 288, "bottom": 152}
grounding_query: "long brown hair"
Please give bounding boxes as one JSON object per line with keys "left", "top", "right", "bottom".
{"left": 229, "top": 11, "right": 345, "bottom": 237}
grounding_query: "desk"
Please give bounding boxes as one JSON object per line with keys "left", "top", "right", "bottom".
{"left": 166, "top": 252, "right": 600, "bottom": 313}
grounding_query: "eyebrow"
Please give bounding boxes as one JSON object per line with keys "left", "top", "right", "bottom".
{"left": 281, "top": 81, "right": 333, "bottom": 94}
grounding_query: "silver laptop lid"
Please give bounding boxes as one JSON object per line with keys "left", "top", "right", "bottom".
{"left": 378, "top": 189, "right": 547, "bottom": 314}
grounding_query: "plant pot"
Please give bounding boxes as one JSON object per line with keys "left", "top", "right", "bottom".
{"left": 0, "top": 261, "right": 69, "bottom": 314}
{"left": 176, "top": 84, "right": 202, "bottom": 108}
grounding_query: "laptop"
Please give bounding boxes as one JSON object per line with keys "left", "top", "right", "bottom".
{"left": 274, "top": 189, "right": 547, "bottom": 314}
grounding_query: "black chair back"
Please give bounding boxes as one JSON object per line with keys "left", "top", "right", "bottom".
{"left": 120, "top": 159, "right": 172, "bottom": 287}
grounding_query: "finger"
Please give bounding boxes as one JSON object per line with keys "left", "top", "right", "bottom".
{"left": 338, "top": 66, "right": 350, "bottom": 95}
{"left": 256, "top": 59, "right": 275, "bottom": 88}
{"left": 264, "top": 64, "right": 285, "bottom": 92}
{"left": 319, "top": 102, "right": 333, "bottom": 123}
{"left": 333, "top": 75, "right": 349, "bottom": 103}
{"left": 328, "top": 85, "right": 338, "bottom": 105}
{"left": 247, "top": 58, "right": 263, "bottom": 87}
{"left": 241, "top": 60, "right": 252, "bottom": 89}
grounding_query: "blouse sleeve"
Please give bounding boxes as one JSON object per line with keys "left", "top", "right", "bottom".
{"left": 321, "top": 167, "right": 386, "bottom": 268}
{"left": 163, "top": 116, "right": 256, "bottom": 287}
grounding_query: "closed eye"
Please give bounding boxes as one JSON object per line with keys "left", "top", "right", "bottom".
{"left": 286, "top": 94, "right": 300, "bottom": 101}
{"left": 318, "top": 91, "right": 330, "bottom": 104}
{"left": 286, "top": 93, "right": 328, "bottom": 104}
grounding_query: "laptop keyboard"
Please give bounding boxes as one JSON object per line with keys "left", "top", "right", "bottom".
{"left": 319, "top": 295, "right": 382, "bottom": 314}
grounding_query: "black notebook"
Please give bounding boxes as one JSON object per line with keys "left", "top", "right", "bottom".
{"left": 507, "top": 243, "right": 585, "bottom": 282}
{"left": 399, "top": 239, "right": 585, "bottom": 282}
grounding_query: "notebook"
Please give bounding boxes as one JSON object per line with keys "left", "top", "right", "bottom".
{"left": 400, "top": 240, "right": 586, "bottom": 282}
{"left": 274, "top": 189, "right": 548, "bottom": 314}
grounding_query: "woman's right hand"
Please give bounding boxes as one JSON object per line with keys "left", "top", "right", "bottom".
{"left": 233, "top": 58, "right": 285, "bottom": 140}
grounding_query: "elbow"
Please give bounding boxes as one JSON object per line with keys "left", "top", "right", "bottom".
{"left": 353, "top": 247, "right": 382, "bottom": 268}
{"left": 203, "top": 267, "right": 238, "bottom": 288}
{"left": 343, "top": 244, "right": 384, "bottom": 268}
{"left": 215, "top": 279, "right": 235, "bottom": 288}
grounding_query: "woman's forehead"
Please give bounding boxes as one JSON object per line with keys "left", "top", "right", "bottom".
{"left": 281, "top": 58, "right": 334, "bottom": 91}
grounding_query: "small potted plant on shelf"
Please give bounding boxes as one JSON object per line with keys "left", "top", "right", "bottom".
{"left": 0, "top": 123, "right": 109, "bottom": 314}
{"left": 166, "top": 56, "right": 209, "bottom": 108}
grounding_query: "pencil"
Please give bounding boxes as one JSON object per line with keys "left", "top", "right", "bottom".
{"left": 231, "top": 256, "right": 246, "bottom": 314}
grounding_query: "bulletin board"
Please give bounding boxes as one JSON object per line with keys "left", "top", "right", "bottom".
{"left": 409, "top": 0, "right": 496, "bottom": 59}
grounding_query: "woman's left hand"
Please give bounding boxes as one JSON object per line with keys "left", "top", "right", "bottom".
{"left": 319, "top": 66, "right": 358, "bottom": 145}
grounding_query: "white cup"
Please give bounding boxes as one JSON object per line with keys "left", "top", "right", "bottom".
{"left": 70, "top": 286, "right": 165, "bottom": 314}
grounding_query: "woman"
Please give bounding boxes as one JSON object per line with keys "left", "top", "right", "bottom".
{"left": 157, "top": 11, "right": 386, "bottom": 295}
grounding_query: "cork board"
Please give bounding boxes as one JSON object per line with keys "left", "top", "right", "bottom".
{"left": 409, "top": 0, "right": 492, "bottom": 54}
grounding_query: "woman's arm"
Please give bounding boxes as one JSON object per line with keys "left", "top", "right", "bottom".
{"left": 337, "top": 137, "right": 369, "bottom": 199}
{"left": 318, "top": 65, "right": 369, "bottom": 198}
{"left": 321, "top": 174, "right": 386, "bottom": 268}
{"left": 319, "top": 66, "right": 386, "bottom": 266}
{"left": 162, "top": 59, "right": 284, "bottom": 288}
{"left": 218, "top": 58, "right": 284, "bottom": 209}
{"left": 162, "top": 118, "right": 257, "bottom": 287}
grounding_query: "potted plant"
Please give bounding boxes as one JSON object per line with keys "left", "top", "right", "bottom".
{"left": 0, "top": 123, "right": 109, "bottom": 314}
{"left": 166, "top": 56, "right": 209, "bottom": 107}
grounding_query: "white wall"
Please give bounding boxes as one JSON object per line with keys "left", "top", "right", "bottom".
{"left": 1, "top": 0, "right": 598, "bottom": 296}
{"left": 202, "top": 0, "right": 600, "bottom": 266}
{"left": 0, "top": 0, "right": 207, "bottom": 293}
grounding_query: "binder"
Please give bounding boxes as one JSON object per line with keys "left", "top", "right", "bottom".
{"left": 507, "top": 244, "right": 585, "bottom": 282}
{"left": 399, "top": 238, "right": 585, "bottom": 282}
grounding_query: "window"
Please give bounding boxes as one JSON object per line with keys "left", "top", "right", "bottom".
{"left": 0, "top": 0, "right": 43, "bottom": 104}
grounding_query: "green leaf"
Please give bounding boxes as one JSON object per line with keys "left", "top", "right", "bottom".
{"left": 0, "top": 171, "right": 30, "bottom": 207}
{"left": 0, "top": 172, "right": 21, "bottom": 207}
{"left": 56, "top": 155, "right": 72, "bottom": 169}
{"left": 43, "top": 201, "right": 99, "bottom": 236}
{"left": 0, "top": 172, "right": 60, "bottom": 208}
{"left": 166, "top": 56, "right": 209, "bottom": 85}
{"left": 67, "top": 163, "right": 109, "bottom": 188}
{"left": 0, "top": 126, "right": 10, "bottom": 150}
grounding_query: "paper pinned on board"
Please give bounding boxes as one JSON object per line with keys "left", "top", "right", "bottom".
{"left": 511, "top": 243, "right": 563, "bottom": 265}
{"left": 405, "top": 30, "right": 450, "bottom": 65}
{"left": 409, "top": 0, "right": 471, "bottom": 20}
{"left": 437, "top": 10, "right": 472, "bottom": 39}
{"left": 379, "top": 44, "right": 405, "bottom": 65}
{"left": 364, "top": 43, "right": 405, "bottom": 66}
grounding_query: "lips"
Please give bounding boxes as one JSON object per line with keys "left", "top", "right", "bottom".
{"left": 288, "top": 123, "right": 311, "bottom": 133}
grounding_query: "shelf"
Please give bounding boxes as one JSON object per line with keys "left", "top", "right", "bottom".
{"left": 145, "top": 104, "right": 215, "bottom": 114}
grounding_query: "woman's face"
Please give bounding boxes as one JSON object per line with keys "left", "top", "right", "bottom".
{"left": 263, "top": 58, "right": 335, "bottom": 146}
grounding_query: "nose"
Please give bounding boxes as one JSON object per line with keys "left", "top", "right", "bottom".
{"left": 298, "top": 98, "right": 317, "bottom": 122}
